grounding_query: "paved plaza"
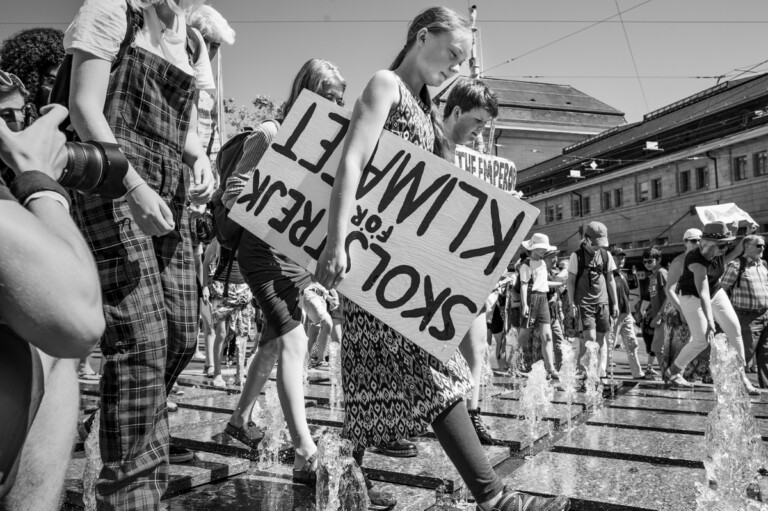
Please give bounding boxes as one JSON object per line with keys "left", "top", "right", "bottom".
{"left": 63, "top": 344, "right": 766, "bottom": 510}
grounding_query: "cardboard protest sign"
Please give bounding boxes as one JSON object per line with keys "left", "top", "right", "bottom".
{"left": 695, "top": 203, "right": 758, "bottom": 231}
{"left": 454, "top": 145, "right": 517, "bottom": 192}
{"left": 229, "top": 90, "right": 539, "bottom": 362}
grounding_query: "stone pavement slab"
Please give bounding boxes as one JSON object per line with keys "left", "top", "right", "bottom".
{"left": 501, "top": 451, "right": 703, "bottom": 511}
{"left": 628, "top": 384, "right": 765, "bottom": 403}
{"left": 496, "top": 389, "right": 591, "bottom": 409}
{"left": 554, "top": 424, "right": 706, "bottom": 467}
{"left": 64, "top": 451, "right": 249, "bottom": 508}
{"left": 609, "top": 394, "right": 768, "bottom": 418}
{"left": 587, "top": 408, "right": 768, "bottom": 439}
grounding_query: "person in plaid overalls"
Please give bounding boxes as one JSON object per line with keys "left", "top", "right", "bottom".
{"left": 64, "top": 0, "right": 215, "bottom": 508}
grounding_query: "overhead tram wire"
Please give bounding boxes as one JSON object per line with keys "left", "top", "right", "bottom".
{"left": 494, "top": 75, "right": 722, "bottom": 79}
{"left": 482, "top": 0, "right": 653, "bottom": 75}
{"left": 614, "top": 0, "right": 649, "bottom": 111}
{"left": 4, "top": 18, "right": 768, "bottom": 26}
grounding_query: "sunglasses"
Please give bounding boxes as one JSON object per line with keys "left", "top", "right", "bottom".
{"left": 685, "top": 239, "right": 700, "bottom": 244}
{"left": 755, "top": 244, "right": 765, "bottom": 249}
{"left": 716, "top": 243, "right": 730, "bottom": 250}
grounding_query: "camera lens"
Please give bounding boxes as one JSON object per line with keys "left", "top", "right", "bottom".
{"left": 59, "top": 141, "right": 129, "bottom": 199}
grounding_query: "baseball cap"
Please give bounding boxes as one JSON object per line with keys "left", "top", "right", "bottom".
{"left": 682, "top": 228, "right": 702, "bottom": 241}
{"left": 611, "top": 247, "right": 626, "bottom": 257}
{"left": 584, "top": 221, "right": 609, "bottom": 247}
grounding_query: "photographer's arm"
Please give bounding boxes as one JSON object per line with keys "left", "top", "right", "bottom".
{"left": 69, "top": 49, "right": 175, "bottom": 237}
{"left": 0, "top": 106, "right": 104, "bottom": 358}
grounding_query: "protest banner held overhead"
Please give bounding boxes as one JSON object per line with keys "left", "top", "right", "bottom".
{"left": 229, "top": 90, "right": 539, "bottom": 362}
{"left": 454, "top": 144, "right": 517, "bottom": 192}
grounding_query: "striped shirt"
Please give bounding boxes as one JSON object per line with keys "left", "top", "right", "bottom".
{"left": 721, "top": 257, "right": 768, "bottom": 312}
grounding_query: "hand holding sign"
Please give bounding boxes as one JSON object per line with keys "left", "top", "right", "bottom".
{"left": 315, "top": 238, "right": 347, "bottom": 290}
{"left": 228, "top": 90, "right": 539, "bottom": 362}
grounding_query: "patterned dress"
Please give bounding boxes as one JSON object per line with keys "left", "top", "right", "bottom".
{"left": 341, "top": 73, "right": 473, "bottom": 449}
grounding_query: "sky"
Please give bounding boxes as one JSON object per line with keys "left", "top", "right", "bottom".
{"left": 3, "top": 0, "right": 768, "bottom": 123}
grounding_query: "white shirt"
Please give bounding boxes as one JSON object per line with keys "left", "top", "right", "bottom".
{"left": 64, "top": 0, "right": 214, "bottom": 91}
{"left": 520, "top": 258, "right": 549, "bottom": 293}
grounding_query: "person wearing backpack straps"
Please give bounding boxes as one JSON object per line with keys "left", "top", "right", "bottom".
{"left": 63, "top": 0, "right": 215, "bottom": 507}
{"left": 566, "top": 221, "right": 619, "bottom": 378}
{"left": 721, "top": 234, "right": 768, "bottom": 389}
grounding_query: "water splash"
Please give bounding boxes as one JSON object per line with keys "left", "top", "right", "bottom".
{"left": 695, "top": 334, "right": 768, "bottom": 510}
{"left": 480, "top": 346, "right": 507, "bottom": 401}
{"left": 328, "top": 341, "right": 343, "bottom": 410}
{"left": 581, "top": 341, "right": 603, "bottom": 409}
{"left": 316, "top": 432, "right": 369, "bottom": 511}
{"left": 256, "top": 386, "right": 290, "bottom": 470}
{"left": 520, "top": 361, "right": 554, "bottom": 439}
{"left": 605, "top": 326, "right": 617, "bottom": 397}
{"left": 82, "top": 411, "right": 102, "bottom": 511}
{"left": 559, "top": 343, "right": 579, "bottom": 431}
{"left": 507, "top": 347, "right": 526, "bottom": 391}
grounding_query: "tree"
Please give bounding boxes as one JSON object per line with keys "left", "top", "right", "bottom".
{"left": 223, "top": 95, "right": 282, "bottom": 137}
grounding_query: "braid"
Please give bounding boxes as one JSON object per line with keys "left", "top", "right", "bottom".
{"left": 389, "top": 7, "right": 469, "bottom": 158}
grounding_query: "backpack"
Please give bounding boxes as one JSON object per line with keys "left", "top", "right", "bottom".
{"left": 574, "top": 245, "right": 612, "bottom": 307}
{"left": 734, "top": 256, "right": 768, "bottom": 288}
{"left": 209, "top": 121, "right": 278, "bottom": 293}
{"left": 49, "top": 4, "right": 201, "bottom": 138}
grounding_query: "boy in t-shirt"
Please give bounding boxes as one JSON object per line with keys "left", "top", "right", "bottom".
{"left": 518, "top": 233, "right": 564, "bottom": 378}
{"left": 566, "top": 221, "right": 619, "bottom": 377}
{"left": 642, "top": 247, "right": 667, "bottom": 374}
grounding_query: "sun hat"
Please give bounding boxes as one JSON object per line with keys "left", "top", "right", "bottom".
{"left": 682, "top": 228, "right": 702, "bottom": 241}
{"left": 701, "top": 222, "right": 735, "bottom": 242}
{"left": 522, "top": 233, "right": 556, "bottom": 252}
{"left": 584, "top": 221, "right": 609, "bottom": 247}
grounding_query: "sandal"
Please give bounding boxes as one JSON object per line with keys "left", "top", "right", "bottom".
{"left": 224, "top": 421, "right": 263, "bottom": 448}
{"left": 292, "top": 451, "right": 318, "bottom": 486}
{"left": 203, "top": 365, "right": 214, "bottom": 378}
{"left": 745, "top": 382, "right": 761, "bottom": 396}
{"left": 364, "top": 475, "right": 397, "bottom": 510}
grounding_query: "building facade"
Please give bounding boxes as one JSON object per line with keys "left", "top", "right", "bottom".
{"left": 517, "top": 74, "right": 768, "bottom": 261}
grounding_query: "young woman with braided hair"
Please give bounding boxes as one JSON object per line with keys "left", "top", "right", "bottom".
{"left": 315, "top": 7, "right": 570, "bottom": 511}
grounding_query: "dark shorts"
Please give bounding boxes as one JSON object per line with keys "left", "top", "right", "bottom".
{"left": 488, "top": 303, "right": 504, "bottom": 334}
{"left": 523, "top": 292, "right": 551, "bottom": 329}
{"left": 0, "top": 326, "right": 44, "bottom": 500}
{"left": 578, "top": 303, "right": 611, "bottom": 333}
{"left": 238, "top": 232, "right": 311, "bottom": 345}
{"left": 508, "top": 307, "right": 521, "bottom": 329}
{"left": 642, "top": 317, "right": 655, "bottom": 355}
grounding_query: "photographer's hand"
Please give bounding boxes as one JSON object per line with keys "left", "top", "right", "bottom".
{"left": 0, "top": 104, "right": 67, "bottom": 178}
{"left": 126, "top": 182, "right": 175, "bottom": 236}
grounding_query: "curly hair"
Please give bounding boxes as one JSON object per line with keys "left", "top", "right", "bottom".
{"left": 0, "top": 28, "right": 65, "bottom": 103}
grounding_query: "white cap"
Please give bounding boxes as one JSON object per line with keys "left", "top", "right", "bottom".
{"left": 683, "top": 228, "right": 702, "bottom": 241}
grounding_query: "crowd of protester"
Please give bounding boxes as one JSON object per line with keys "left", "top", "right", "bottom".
{"left": 1, "top": 1, "right": 766, "bottom": 511}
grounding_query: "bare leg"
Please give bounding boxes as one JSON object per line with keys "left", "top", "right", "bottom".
{"left": 230, "top": 340, "right": 279, "bottom": 428}
{"left": 458, "top": 315, "right": 489, "bottom": 410}
{"left": 596, "top": 331, "right": 607, "bottom": 377}
{"left": 211, "top": 320, "right": 227, "bottom": 383}
{"left": 540, "top": 323, "right": 556, "bottom": 373}
{"left": 275, "top": 325, "right": 317, "bottom": 470}
{"left": 202, "top": 308, "right": 216, "bottom": 370}
{"left": 2, "top": 354, "right": 78, "bottom": 510}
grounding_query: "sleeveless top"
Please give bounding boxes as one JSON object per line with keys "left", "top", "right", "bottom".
{"left": 384, "top": 74, "right": 435, "bottom": 152}
{"left": 678, "top": 248, "right": 724, "bottom": 297}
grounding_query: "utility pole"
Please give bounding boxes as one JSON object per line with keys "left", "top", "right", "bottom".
{"left": 468, "top": 4, "right": 486, "bottom": 152}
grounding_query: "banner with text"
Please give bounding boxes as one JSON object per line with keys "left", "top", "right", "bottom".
{"left": 229, "top": 91, "right": 539, "bottom": 362}
{"left": 454, "top": 145, "right": 517, "bottom": 193}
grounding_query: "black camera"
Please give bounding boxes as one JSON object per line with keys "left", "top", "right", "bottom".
{"left": 0, "top": 105, "right": 129, "bottom": 198}
{"left": 59, "top": 140, "right": 129, "bottom": 198}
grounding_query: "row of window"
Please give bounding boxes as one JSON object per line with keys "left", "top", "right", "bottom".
{"left": 734, "top": 151, "right": 768, "bottom": 181}
{"left": 540, "top": 150, "right": 767, "bottom": 224}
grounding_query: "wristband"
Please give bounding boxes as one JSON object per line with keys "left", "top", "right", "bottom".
{"left": 9, "top": 170, "right": 71, "bottom": 210}
{"left": 24, "top": 190, "right": 70, "bottom": 212}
